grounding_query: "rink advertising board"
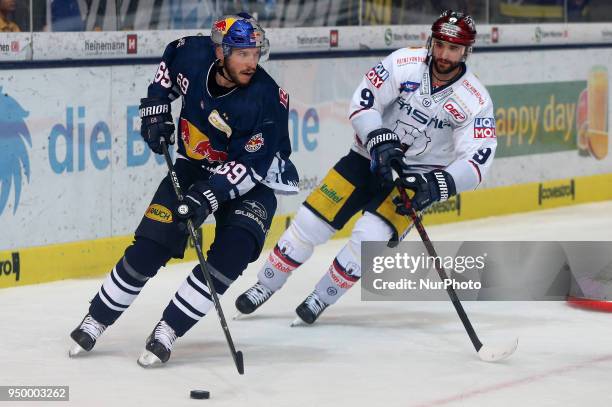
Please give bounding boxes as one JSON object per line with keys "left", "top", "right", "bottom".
{"left": 0, "top": 33, "right": 31, "bottom": 61}
{"left": 0, "top": 35, "right": 611, "bottom": 287}
{"left": 15, "top": 23, "right": 612, "bottom": 60}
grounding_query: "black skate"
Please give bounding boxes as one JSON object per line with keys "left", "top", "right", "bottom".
{"left": 69, "top": 314, "right": 107, "bottom": 357}
{"left": 235, "top": 282, "right": 274, "bottom": 316}
{"left": 137, "top": 320, "right": 177, "bottom": 368}
{"left": 292, "top": 291, "right": 329, "bottom": 326}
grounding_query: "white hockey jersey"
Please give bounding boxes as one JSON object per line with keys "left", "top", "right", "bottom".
{"left": 349, "top": 47, "right": 497, "bottom": 193}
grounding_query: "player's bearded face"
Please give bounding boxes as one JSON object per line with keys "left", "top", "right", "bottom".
{"left": 431, "top": 39, "right": 465, "bottom": 75}
{"left": 224, "top": 48, "right": 261, "bottom": 87}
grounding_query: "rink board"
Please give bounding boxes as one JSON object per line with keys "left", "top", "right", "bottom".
{"left": 2, "top": 35, "right": 612, "bottom": 289}
{"left": 1, "top": 172, "right": 610, "bottom": 289}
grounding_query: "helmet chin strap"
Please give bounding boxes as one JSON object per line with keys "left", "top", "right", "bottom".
{"left": 216, "top": 60, "right": 236, "bottom": 86}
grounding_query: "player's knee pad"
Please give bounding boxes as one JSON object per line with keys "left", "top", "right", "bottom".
{"left": 124, "top": 236, "right": 173, "bottom": 279}
{"left": 345, "top": 212, "right": 394, "bottom": 262}
{"left": 292, "top": 205, "right": 336, "bottom": 248}
{"left": 256, "top": 205, "right": 335, "bottom": 292}
{"left": 206, "top": 225, "right": 258, "bottom": 294}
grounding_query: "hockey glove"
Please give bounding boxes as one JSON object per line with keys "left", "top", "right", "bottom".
{"left": 394, "top": 170, "right": 456, "bottom": 212}
{"left": 139, "top": 97, "right": 175, "bottom": 155}
{"left": 174, "top": 181, "right": 219, "bottom": 233}
{"left": 366, "top": 128, "right": 405, "bottom": 186}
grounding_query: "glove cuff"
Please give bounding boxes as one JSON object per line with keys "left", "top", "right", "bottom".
{"left": 365, "top": 128, "right": 400, "bottom": 153}
{"left": 429, "top": 170, "right": 456, "bottom": 202}
{"left": 138, "top": 97, "right": 172, "bottom": 119}
{"left": 189, "top": 182, "right": 219, "bottom": 213}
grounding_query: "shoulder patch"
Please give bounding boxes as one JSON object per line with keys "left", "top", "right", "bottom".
{"left": 366, "top": 62, "right": 390, "bottom": 88}
{"left": 474, "top": 118, "right": 496, "bottom": 138}
{"left": 279, "top": 88, "right": 289, "bottom": 109}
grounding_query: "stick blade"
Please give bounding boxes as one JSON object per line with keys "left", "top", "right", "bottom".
{"left": 235, "top": 350, "right": 244, "bottom": 375}
{"left": 478, "top": 337, "right": 519, "bottom": 362}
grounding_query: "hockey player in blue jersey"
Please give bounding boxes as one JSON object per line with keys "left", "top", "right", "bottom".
{"left": 68, "top": 13, "right": 298, "bottom": 367}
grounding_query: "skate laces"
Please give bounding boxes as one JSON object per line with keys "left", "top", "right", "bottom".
{"left": 304, "top": 292, "right": 327, "bottom": 315}
{"left": 154, "top": 321, "right": 177, "bottom": 351}
{"left": 245, "top": 283, "right": 272, "bottom": 306}
{"left": 80, "top": 315, "right": 107, "bottom": 340}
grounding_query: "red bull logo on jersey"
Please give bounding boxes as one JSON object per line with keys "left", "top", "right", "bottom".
{"left": 245, "top": 133, "right": 264, "bottom": 152}
{"left": 474, "top": 117, "right": 496, "bottom": 138}
{"left": 181, "top": 118, "right": 228, "bottom": 163}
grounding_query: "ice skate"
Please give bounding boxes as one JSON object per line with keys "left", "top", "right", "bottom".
{"left": 234, "top": 282, "right": 274, "bottom": 318}
{"left": 291, "top": 291, "right": 329, "bottom": 326}
{"left": 69, "top": 314, "right": 107, "bottom": 357}
{"left": 137, "top": 320, "right": 177, "bottom": 368}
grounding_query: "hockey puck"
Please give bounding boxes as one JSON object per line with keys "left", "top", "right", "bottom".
{"left": 190, "top": 390, "right": 210, "bottom": 399}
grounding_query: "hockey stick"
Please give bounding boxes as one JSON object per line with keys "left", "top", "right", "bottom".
{"left": 392, "top": 170, "right": 517, "bottom": 362}
{"left": 160, "top": 139, "right": 245, "bottom": 374}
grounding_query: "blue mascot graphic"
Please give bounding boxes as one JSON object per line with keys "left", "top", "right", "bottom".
{"left": 0, "top": 87, "right": 31, "bottom": 215}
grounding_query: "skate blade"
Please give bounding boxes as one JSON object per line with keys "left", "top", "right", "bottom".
{"left": 290, "top": 317, "right": 307, "bottom": 327}
{"left": 232, "top": 312, "right": 248, "bottom": 320}
{"left": 137, "top": 350, "right": 163, "bottom": 368}
{"left": 68, "top": 343, "right": 88, "bottom": 358}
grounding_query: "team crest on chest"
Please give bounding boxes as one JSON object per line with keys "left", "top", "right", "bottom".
{"left": 245, "top": 133, "right": 264, "bottom": 152}
{"left": 208, "top": 109, "right": 232, "bottom": 138}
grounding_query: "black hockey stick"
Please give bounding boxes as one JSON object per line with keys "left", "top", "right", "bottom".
{"left": 160, "top": 139, "right": 244, "bottom": 374}
{"left": 392, "top": 170, "right": 517, "bottom": 362}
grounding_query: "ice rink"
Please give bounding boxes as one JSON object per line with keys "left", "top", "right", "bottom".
{"left": 2, "top": 201, "right": 612, "bottom": 407}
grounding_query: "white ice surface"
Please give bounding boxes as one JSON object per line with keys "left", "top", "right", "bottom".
{"left": 2, "top": 202, "right": 612, "bottom": 407}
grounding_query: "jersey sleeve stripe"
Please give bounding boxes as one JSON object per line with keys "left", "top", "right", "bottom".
{"left": 468, "top": 159, "right": 482, "bottom": 184}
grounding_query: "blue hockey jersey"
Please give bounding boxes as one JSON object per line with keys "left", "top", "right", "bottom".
{"left": 147, "top": 35, "right": 299, "bottom": 203}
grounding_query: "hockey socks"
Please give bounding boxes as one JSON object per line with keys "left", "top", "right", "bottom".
{"left": 257, "top": 243, "right": 304, "bottom": 291}
{"left": 314, "top": 258, "right": 361, "bottom": 305}
{"left": 162, "top": 263, "right": 230, "bottom": 336}
{"left": 89, "top": 256, "right": 149, "bottom": 326}
{"left": 88, "top": 237, "right": 172, "bottom": 326}
{"left": 163, "top": 226, "right": 255, "bottom": 336}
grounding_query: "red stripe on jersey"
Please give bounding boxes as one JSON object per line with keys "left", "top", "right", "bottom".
{"left": 468, "top": 160, "right": 482, "bottom": 184}
{"left": 349, "top": 107, "right": 369, "bottom": 120}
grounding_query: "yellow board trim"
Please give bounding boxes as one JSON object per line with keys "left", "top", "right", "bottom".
{"left": 1, "top": 172, "right": 612, "bottom": 289}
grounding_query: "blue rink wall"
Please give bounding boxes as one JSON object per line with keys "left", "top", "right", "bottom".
{"left": 1, "top": 31, "right": 611, "bottom": 288}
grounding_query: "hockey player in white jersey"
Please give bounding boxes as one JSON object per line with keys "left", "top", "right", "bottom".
{"left": 236, "top": 10, "right": 497, "bottom": 324}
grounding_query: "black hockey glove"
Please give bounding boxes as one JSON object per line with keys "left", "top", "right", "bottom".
{"left": 139, "top": 97, "right": 175, "bottom": 155}
{"left": 366, "top": 128, "right": 405, "bottom": 186}
{"left": 394, "top": 170, "right": 456, "bottom": 212}
{"left": 174, "top": 182, "right": 219, "bottom": 234}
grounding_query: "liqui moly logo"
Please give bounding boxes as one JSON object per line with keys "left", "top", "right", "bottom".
{"left": 474, "top": 117, "right": 496, "bottom": 138}
{"left": 366, "top": 62, "right": 390, "bottom": 89}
